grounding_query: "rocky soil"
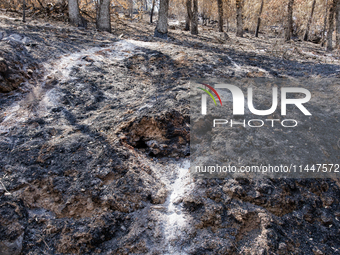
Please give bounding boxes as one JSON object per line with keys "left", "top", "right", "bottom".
{"left": 0, "top": 10, "right": 340, "bottom": 255}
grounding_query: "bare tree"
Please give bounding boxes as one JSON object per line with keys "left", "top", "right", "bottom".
{"left": 217, "top": 0, "right": 223, "bottom": 32}
{"left": 255, "top": 0, "right": 264, "bottom": 37}
{"left": 69, "top": 0, "right": 81, "bottom": 26}
{"left": 236, "top": 0, "right": 243, "bottom": 37}
{"left": 327, "top": 0, "right": 338, "bottom": 50}
{"left": 304, "top": 0, "right": 316, "bottom": 41}
{"left": 336, "top": 0, "right": 340, "bottom": 47}
{"left": 22, "top": 0, "right": 26, "bottom": 22}
{"left": 96, "top": 0, "right": 111, "bottom": 32}
{"left": 129, "top": 0, "right": 133, "bottom": 19}
{"left": 201, "top": 0, "right": 209, "bottom": 26}
{"left": 150, "top": 0, "right": 156, "bottom": 23}
{"left": 285, "top": 0, "right": 294, "bottom": 41}
{"left": 154, "top": 0, "right": 169, "bottom": 39}
{"left": 185, "top": 0, "right": 192, "bottom": 31}
{"left": 322, "top": 0, "right": 329, "bottom": 44}
{"left": 136, "top": 0, "right": 144, "bottom": 20}
{"left": 226, "top": 0, "right": 230, "bottom": 32}
{"left": 191, "top": 0, "right": 198, "bottom": 34}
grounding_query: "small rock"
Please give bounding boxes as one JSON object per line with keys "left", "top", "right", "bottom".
{"left": 82, "top": 56, "right": 94, "bottom": 62}
{"left": 321, "top": 211, "right": 333, "bottom": 225}
{"left": 151, "top": 205, "right": 166, "bottom": 212}
{"left": 278, "top": 242, "right": 287, "bottom": 250}
{"left": 27, "top": 69, "right": 33, "bottom": 75}
{"left": 172, "top": 197, "right": 183, "bottom": 205}
{"left": 313, "top": 247, "right": 323, "bottom": 255}
{"left": 8, "top": 34, "right": 22, "bottom": 42}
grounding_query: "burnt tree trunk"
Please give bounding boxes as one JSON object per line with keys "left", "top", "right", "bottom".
{"left": 23, "top": 0, "right": 26, "bottom": 23}
{"left": 185, "top": 0, "right": 192, "bottom": 31}
{"left": 304, "top": 0, "right": 316, "bottom": 41}
{"left": 150, "top": 0, "right": 155, "bottom": 23}
{"left": 226, "top": 15, "right": 229, "bottom": 32}
{"left": 217, "top": 0, "right": 223, "bottom": 32}
{"left": 191, "top": 0, "right": 198, "bottom": 35}
{"left": 327, "top": 0, "right": 337, "bottom": 50}
{"left": 69, "top": 0, "right": 81, "bottom": 26}
{"left": 129, "top": 0, "right": 133, "bottom": 19}
{"left": 185, "top": 14, "right": 190, "bottom": 31}
{"left": 201, "top": 0, "right": 207, "bottom": 25}
{"left": 255, "top": 0, "right": 264, "bottom": 37}
{"left": 285, "top": 0, "right": 294, "bottom": 41}
{"left": 236, "top": 0, "right": 243, "bottom": 37}
{"left": 96, "top": 0, "right": 111, "bottom": 32}
{"left": 154, "top": 0, "right": 169, "bottom": 39}
{"left": 322, "top": 0, "right": 329, "bottom": 44}
{"left": 336, "top": 0, "right": 340, "bottom": 47}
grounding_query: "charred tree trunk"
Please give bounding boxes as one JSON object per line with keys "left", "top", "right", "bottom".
{"left": 226, "top": 15, "right": 229, "bottom": 32}
{"left": 23, "top": 0, "right": 26, "bottom": 23}
{"left": 322, "top": 0, "right": 329, "bottom": 44}
{"left": 96, "top": 0, "right": 111, "bottom": 32}
{"left": 154, "top": 0, "right": 169, "bottom": 39}
{"left": 236, "top": 0, "right": 243, "bottom": 37}
{"left": 69, "top": 0, "right": 81, "bottom": 26}
{"left": 185, "top": 14, "right": 190, "bottom": 31}
{"left": 217, "top": 0, "right": 223, "bottom": 32}
{"left": 304, "top": 0, "right": 316, "bottom": 41}
{"left": 191, "top": 0, "right": 198, "bottom": 35}
{"left": 285, "top": 0, "right": 294, "bottom": 41}
{"left": 129, "top": 0, "right": 133, "bottom": 19}
{"left": 327, "top": 0, "right": 337, "bottom": 50}
{"left": 137, "top": 0, "right": 143, "bottom": 20}
{"left": 185, "top": 0, "right": 192, "bottom": 31}
{"left": 150, "top": 0, "right": 155, "bottom": 23}
{"left": 336, "top": 0, "right": 340, "bottom": 47}
{"left": 202, "top": 0, "right": 207, "bottom": 25}
{"left": 255, "top": 0, "right": 264, "bottom": 37}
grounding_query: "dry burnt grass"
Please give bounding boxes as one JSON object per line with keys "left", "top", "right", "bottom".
{"left": 0, "top": 10, "right": 340, "bottom": 254}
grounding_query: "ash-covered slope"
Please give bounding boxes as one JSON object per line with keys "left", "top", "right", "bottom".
{"left": 0, "top": 12, "right": 340, "bottom": 255}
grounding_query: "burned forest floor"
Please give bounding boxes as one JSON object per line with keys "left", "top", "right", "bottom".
{"left": 1, "top": 10, "right": 340, "bottom": 255}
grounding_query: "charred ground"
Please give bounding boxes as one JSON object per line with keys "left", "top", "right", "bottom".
{"left": 0, "top": 11, "right": 340, "bottom": 255}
